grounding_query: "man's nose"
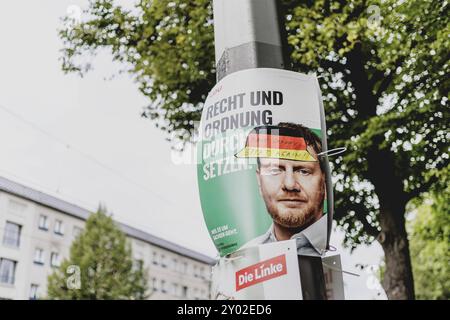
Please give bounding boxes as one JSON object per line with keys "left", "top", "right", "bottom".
{"left": 283, "top": 169, "right": 299, "bottom": 191}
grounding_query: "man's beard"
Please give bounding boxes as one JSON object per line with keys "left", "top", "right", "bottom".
{"left": 266, "top": 185, "right": 325, "bottom": 230}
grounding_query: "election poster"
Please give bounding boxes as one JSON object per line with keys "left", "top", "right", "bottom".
{"left": 197, "top": 68, "right": 332, "bottom": 257}
{"left": 210, "top": 239, "right": 302, "bottom": 300}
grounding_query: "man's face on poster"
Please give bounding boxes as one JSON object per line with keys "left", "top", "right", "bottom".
{"left": 256, "top": 146, "right": 325, "bottom": 230}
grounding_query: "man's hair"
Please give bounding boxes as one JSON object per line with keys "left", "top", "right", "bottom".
{"left": 256, "top": 122, "right": 324, "bottom": 172}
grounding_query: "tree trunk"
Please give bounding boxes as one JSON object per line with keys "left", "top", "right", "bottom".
{"left": 378, "top": 204, "right": 415, "bottom": 299}
{"left": 366, "top": 141, "right": 415, "bottom": 300}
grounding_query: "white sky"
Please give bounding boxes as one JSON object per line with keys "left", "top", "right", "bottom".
{"left": 0, "top": 0, "right": 386, "bottom": 299}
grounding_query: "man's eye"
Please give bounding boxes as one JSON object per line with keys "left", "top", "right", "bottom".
{"left": 297, "top": 169, "right": 311, "bottom": 175}
{"left": 269, "top": 168, "right": 282, "bottom": 175}
{"left": 261, "top": 168, "right": 282, "bottom": 175}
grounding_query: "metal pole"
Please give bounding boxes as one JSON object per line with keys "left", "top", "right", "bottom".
{"left": 213, "top": 0, "right": 289, "bottom": 81}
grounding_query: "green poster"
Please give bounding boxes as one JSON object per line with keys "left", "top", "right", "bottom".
{"left": 197, "top": 68, "right": 332, "bottom": 257}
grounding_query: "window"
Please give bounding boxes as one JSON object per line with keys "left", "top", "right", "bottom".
{"left": 152, "top": 278, "right": 158, "bottom": 292}
{"left": 194, "top": 288, "right": 199, "bottom": 300}
{"left": 152, "top": 252, "right": 158, "bottom": 265}
{"left": 73, "top": 226, "right": 82, "bottom": 238}
{"left": 0, "top": 258, "right": 16, "bottom": 285}
{"left": 200, "top": 267, "right": 206, "bottom": 279}
{"left": 2, "top": 221, "right": 21, "bottom": 248}
{"left": 29, "top": 284, "right": 39, "bottom": 300}
{"left": 172, "top": 283, "right": 179, "bottom": 297}
{"left": 182, "top": 286, "right": 188, "bottom": 298}
{"left": 161, "top": 254, "right": 167, "bottom": 268}
{"left": 50, "top": 252, "right": 60, "bottom": 268}
{"left": 172, "top": 258, "right": 178, "bottom": 271}
{"left": 182, "top": 262, "right": 188, "bottom": 274}
{"left": 193, "top": 265, "right": 198, "bottom": 278}
{"left": 34, "top": 248, "right": 44, "bottom": 265}
{"left": 161, "top": 280, "right": 167, "bottom": 293}
{"left": 38, "top": 215, "right": 49, "bottom": 231}
{"left": 54, "top": 220, "right": 64, "bottom": 235}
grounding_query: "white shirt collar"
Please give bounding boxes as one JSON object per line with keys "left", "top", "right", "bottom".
{"left": 264, "top": 214, "right": 328, "bottom": 255}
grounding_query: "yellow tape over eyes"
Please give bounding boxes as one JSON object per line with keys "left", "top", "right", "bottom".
{"left": 235, "top": 147, "right": 317, "bottom": 162}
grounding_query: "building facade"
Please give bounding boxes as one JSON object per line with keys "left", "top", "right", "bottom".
{"left": 0, "top": 176, "right": 215, "bottom": 300}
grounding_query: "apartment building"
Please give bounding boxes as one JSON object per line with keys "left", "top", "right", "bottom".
{"left": 0, "top": 176, "right": 215, "bottom": 300}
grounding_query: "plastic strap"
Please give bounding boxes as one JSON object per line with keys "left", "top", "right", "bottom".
{"left": 322, "top": 262, "right": 360, "bottom": 277}
{"left": 317, "top": 147, "right": 347, "bottom": 158}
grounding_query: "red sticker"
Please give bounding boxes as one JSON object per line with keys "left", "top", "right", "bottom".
{"left": 247, "top": 134, "right": 307, "bottom": 150}
{"left": 235, "top": 254, "right": 288, "bottom": 291}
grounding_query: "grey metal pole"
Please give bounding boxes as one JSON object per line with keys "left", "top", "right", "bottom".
{"left": 213, "top": 0, "right": 289, "bottom": 81}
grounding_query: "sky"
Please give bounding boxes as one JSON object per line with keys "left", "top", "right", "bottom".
{"left": 0, "top": 0, "right": 386, "bottom": 299}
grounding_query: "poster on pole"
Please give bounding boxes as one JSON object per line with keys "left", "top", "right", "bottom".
{"left": 197, "top": 68, "right": 332, "bottom": 257}
{"left": 210, "top": 239, "right": 302, "bottom": 300}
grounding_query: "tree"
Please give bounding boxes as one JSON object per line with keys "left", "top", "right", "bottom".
{"left": 408, "top": 182, "right": 449, "bottom": 299}
{"left": 58, "top": 0, "right": 449, "bottom": 299}
{"left": 47, "top": 206, "right": 148, "bottom": 299}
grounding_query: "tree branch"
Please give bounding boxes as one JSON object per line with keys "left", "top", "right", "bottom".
{"left": 340, "top": 199, "right": 380, "bottom": 238}
{"left": 406, "top": 174, "right": 439, "bottom": 201}
{"left": 346, "top": 43, "right": 378, "bottom": 120}
{"left": 374, "top": 56, "right": 406, "bottom": 100}
{"left": 353, "top": 203, "right": 380, "bottom": 238}
{"left": 320, "top": 59, "right": 348, "bottom": 74}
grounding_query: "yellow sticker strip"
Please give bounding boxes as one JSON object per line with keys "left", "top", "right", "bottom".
{"left": 236, "top": 147, "right": 317, "bottom": 162}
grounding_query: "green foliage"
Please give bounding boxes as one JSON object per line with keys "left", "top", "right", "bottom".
{"left": 47, "top": 206, "right": 148, "bottom": 299}
{"left": 59, "top": 0, "right": 448, "bottom": 276}
{"left": 408, "top": 174, "right": 450, "bottom": 299}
